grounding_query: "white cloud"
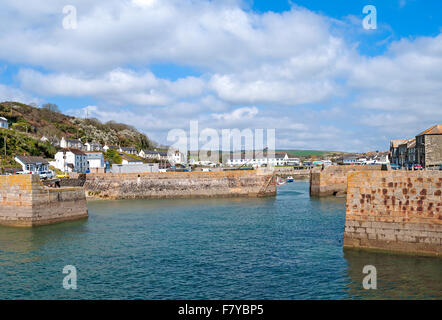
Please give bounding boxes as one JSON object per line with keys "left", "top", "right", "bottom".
{"left": 132, "top": 0, "right": 157, "bottom": 8}
{"left": 212, "top": 106, "right": 258, "bottom": 121}
{"left": 3, "top": 1, "right": 352, "bottom": 107}
{"left": 17, "top": 68, "right": 204, "bottom": 106}
{"left": 0, "top": 84, "right": 39, "bottom": 105}
{"left": 0, "top": 0, "right": 440, "bottom": 152}
{"left": 349, "top": 34, "right": 442, "bottom": 137}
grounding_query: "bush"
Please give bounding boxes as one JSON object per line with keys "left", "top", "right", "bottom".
{"left": 42, "top": 103, "right": 60, "bottom": 113}
{"left": 104, "top": 149, "right": 122, "bottom": 165}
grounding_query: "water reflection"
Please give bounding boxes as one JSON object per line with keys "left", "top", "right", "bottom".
{"left": 344, "top": 248, "right": 442, "bottom": 299}
{"left": 89, "top": 196, "right": 277, "bottom": 213}
{"left": 0, "top": 220, "right": 88, "bottom": 265}
{"left": 0, "top": 181, "right": 440, "bottom": 299}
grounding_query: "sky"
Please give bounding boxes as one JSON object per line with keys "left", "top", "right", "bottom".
{"left": 0, "top": 0, "right": 441, "bottom": 152}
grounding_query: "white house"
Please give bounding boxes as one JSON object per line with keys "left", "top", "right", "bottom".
{"left": 226, "top": 152, "right": 290, "bottom": 167}
{"left": 343, "top": 157, "right": 358, "bottom": 165}
{"left": 54, "top": 149, "right": 88, "bottom": 173}
{"left": 138, "top": 150, "right": 169, "bottom": 161}
{"left": 86, "top": 152, "right": 104, "bottom": 169}
{"left": 119, "top": 146, "right": 138, "bottom": 155}
{"left": 14, "top": 155, "right": 49, "bottom": 173}
{"left": 362, "top": 155, "right": 390, "bottom": 165}
{"left": 139, "top": 150, "right": 159, "bottom": 159}
{"left": 103, "top": 144, "right": 119, "bottom": 152}
{"left": 286, "top": 157, "right": 301, "bottom": 166}
{"left": 0, "top": 117, "right": 8, "bottom": 129}
{"left": 168, "top": 150, "right": 185, "bottom": 165}
{"left": 60, "top": 137, "right": 84, "bottom": 150}
{"left": 85, "top": 141, "right": 103, "bottom": 152}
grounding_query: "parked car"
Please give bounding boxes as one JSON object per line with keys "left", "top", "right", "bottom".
{"left": 390, "top": 164, "right": 401, "bottom": 170}
{"left": 412, "top": 164, "right": 423, "bottom": 170}
{"left": 39, "top": 171, "right": 54, "bottom": 180}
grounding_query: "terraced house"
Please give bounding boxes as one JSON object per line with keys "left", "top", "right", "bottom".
{"left": 415, "top": 124, "right": 442, "bottom": 169}
{"left": 390, "top": 125, "right": 442, "bottom": 169}
{"left": 389, "top": 139, "right": 407, "bottom": 165}
{"left": 60, "top": 137, "right": 84, "bottom": 150}
{"left": 397, "top": 138, "right": 416, "bottom": 167}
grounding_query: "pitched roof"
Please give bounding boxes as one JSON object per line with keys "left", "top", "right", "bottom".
{"left": 275, "top": 152, "right": 287, "bottom": 158}
{"left": 15, "top": 155, "right": 49, "bottom": 164}
{"left": 416, "top": 124, "right": 442, "bottom": 136}
{"left": 142, "top": 150, "right": 162, "bottom": 155}
{"left": 121, "top": 147, "right": 137, "bottom": 151}
{"left": 60, "top": 148, "right": 86, "bottom": 155}
{"left": 0, "top": 117, "right": 7, "bottom": 121}
{"left": 121, "top": 154, "right": 142, "bottom": 162}
{"left": 86, "top": 152, "right": 103, "bottom": 159}
{"left": 390, "top": 139, "right": 407, "bottom": 148}
{"left": 65, "top": 138, "right": 82, "bottom": 143}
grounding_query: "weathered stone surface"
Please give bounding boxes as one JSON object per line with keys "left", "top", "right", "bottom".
{"left": 84, "top": 170, "right": 276, "bottom": 200}
{"left": 310, "top": 165, "right": 382, "bottom": 197}
{"left": 0, "top": 175, "right": 88, "bottom": 227}
{"left": 343, "top": 171, "right": 442, "bottom": 256}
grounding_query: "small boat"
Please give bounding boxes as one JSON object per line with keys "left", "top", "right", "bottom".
{"left": 276, "top": 177, "right": 286, "bottom": 186}
{"left": 286, "top": 176, "right": 294, "bottom": 182}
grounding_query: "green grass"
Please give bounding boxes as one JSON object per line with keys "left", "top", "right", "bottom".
{"left": 276, "top": 149, "right": 347, "bottom": 157}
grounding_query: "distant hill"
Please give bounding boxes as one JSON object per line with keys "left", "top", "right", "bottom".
{"left": 277, "top": 149, "right": 347, "bottom": 159}
{"left": 0, "top": 101, "right": 156, "bottom": 166}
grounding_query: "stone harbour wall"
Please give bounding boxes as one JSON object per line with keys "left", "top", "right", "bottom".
{"left": 84, "top": 169, "right": 276, "bottom": 200}
{"left": 274, "top": 167, "right": 310, "bottom": 179}
{"left": 310, "top": 165, "right": 382, "bottom": 197}
{"left": 0, "top": 175, "right": 88, "bottom": 227}
{"left": 343, "top": 170, "right": 442, "bottom": 256}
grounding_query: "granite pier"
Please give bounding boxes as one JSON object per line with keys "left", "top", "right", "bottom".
{"left": 343, "top": 170, "right": 442, "bottom": 256}
{"left": 0, "top": 175, "right": 88, "bottom": 227}
{"left": 84, "top": 169, "right": 276, "bottom": 200}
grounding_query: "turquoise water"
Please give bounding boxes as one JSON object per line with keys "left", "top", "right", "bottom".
{"left": 0, "top": 181, "right": 440, "bottom": 299}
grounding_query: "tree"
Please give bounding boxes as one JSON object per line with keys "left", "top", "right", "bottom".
{"left": 104, "top": 149, "right": 122, "bottom": 165}
{"left": 42, "top": 103, "right": 60, "bottom": 113}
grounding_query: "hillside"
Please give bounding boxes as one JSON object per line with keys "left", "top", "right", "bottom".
{"left": 0, "top": 101, "right": 156, "bottom": 166}
{"left": 277, "top": 149, "right": 347, "bottom": 160}
{"left": 0, "top": 129, "right": 57, "bottom": 166}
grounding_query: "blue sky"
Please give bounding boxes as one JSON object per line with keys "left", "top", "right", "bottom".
{"left": 0, "top": 0, "right": 441, "bottom": 152}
